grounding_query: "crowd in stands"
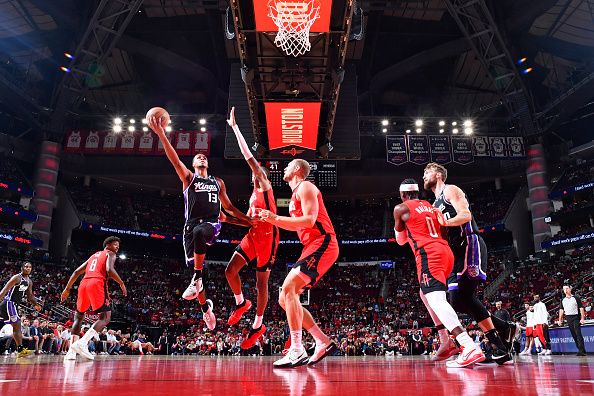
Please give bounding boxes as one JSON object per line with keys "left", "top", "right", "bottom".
{"left": 468, "top": 188, "right": 516, "bottom": 227}
{"left": 552, "top": 159, "right": 594, "bottom": 191}
{"left": 0, "top": 156, "right": 30, "bottom": 188}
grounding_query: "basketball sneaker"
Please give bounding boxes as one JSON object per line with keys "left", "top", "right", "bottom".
{"left": 203, "top": 299, "right": 216, "bottom": 330}
{"left": 432, "top": 338, "right": 459, "bottom": 361}
{"left": 182, "top": 274, "right": 203, "bottom": 300}
{"left": 241, "top": 324, "right": 266, "bottom": 349}
{"left": 445, "top": 344, "right": 485, "bottom": 368}
{"left": 71, "top": 340, "right": 94, "bottom": 360}
{"left": 64, "top": 349, "right": 77, "bottom": 361}
{"left": 282, "top": 337, "right": 291, "bottom": 355}
{"left": 492, "top": 348, "right": 512, "bottom": 365}
{"left": 16, "top": 348, "right": 33, "bottom": 358}
{"left": 228, "top": 299, "right": 252, "bottom": 325}
{"left": 307, "top": 341, "right": 337, "bottom": 366}
{"left": 273, "top": 347, "right": 309, "bottom": 368}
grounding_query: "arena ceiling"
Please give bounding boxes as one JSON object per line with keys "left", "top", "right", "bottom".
{"left": 0, "top": 0, "right": 593, "bottom": 144}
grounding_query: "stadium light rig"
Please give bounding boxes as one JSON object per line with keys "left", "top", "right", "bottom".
{"left": 142, "top": 127, "right": 148, "bottom": 132}
{"left": 165, "top": 126, "right": 172, "bottom": 132}
{"left": 113, "top": 125, "right": 122, "bottom": 133}
{"left": 114, "top": 117, "right": 122, "bottom": 125}
{"left": 199, "top": 118, "right": 207, "bottom": 125}
{"left": 415, "top": 119, "right": 423, "bottom": 127}
{"left": 382, "top": 128, "right": 387, "bottom": 133}
{"left": 64, "top": 52, "right": 74, "bottom": 60}
{"left": 463, "top": 120, "right": 472, "bottom": 127}
{"left": 438, "top": 120, "right": 445, "bottom": 126}
{"left": 464, "top": 128, "right": 473, "bottom": 135}
{"left": 128, "top": 126, "right": 135, "bottom": 132}
{"left": 452, "top": 128, "right": 459, "bottom": 134}
{"left": 381, "top": 119, "right": 389, "bottom": 126}
{"left": 416, "top": 128, "right": 422, "bottom": 133}
{"left": 200, "top": 127, "right": 206, "bottom": 132}
{"left": 60, "top": 66, "right": 71, "bottom": 73}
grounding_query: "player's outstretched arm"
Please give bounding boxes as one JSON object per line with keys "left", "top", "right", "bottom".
{"left": 147, "top": 116, "right": 193, "bottom": 189}
{"left": 227, "top": 107, "right": 271, "bottom": 191}
{"left": 0, "top": 275, "right": 20, "bottom": 301}
{"left": 26, "top": 281, "right": 42, "bottom": 311}
{"left": 216, "top": 177, "right": 254, "bottom": 225}
{"left": 257, "top": 181, "right": 319, "bottom": 231}
{"left": 443, "top": 185, "right": 472, "bottom": 226}
{"left": 61, "top": 261, "right": 88, "bottom": 302}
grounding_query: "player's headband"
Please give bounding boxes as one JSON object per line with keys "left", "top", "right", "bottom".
{"left": 399, "top": 183, "right": 419, "bottom": 192}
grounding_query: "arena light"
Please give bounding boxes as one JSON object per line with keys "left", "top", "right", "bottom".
{"left": 165, "top": 126, "right": 172, "bottom": 132}
{"left": 60, "top": 66, "right": 71, "bottom": 73}
{"left": 113, "top": 125, "right": 122, "bottom": 133}
{"left": 114, "top": 117, "right": 122, "bottom": 125}
{"left": 522, "top": 67, "right": 533, "bottom": 74}
{"left": 415, "top": 119, "right": 423, "bottom": 127}
{"left": 438, "top": 120, "right": 445, "bottom": 126}
{"left": 128, "top": 126, "right": 135, "bottom": 132}
{"left": 119, "top": 254, "right": 126, "bottom": 260}
{"left": 199, "top": 118, "right": 207, "bottom": 125}
{"left": 406, "top": 129, "right": 411, "bottom": 134}
{"left": 451, "top": 121, "right": 457, "bottom": 126}
{"left": 452, "top": 128, "right": 459, "bottom": 134}
{"left": 464, "top": 128, "right": 473, "bottom": 135}
{"left": 415, "top": 128, "right": 422, "bottom": 133}
{"left": 439, "top": 129, "right": 444, "bottom": 133}
{"left": 141, "top": 118, "right": 147, "bottom": 124}
{"left": 381, "top": 119, "right": 389, "bottom": 126}
{"left": 517, "top": 57, "right": 527, "bottom": 65}
{"left": 64, "top": 52, "right": 74, "bottom": 59}
{"left": 129, "top": 119, "right": 136, "bottom": 124}
{"left": 382, "top": 128, "right": 387, "bottom": 133}
{"left": 142, "top": 127, "right": 148, "bottom": 132}
{"left": 200, "top": 127, "right": 207, "bottom": 132}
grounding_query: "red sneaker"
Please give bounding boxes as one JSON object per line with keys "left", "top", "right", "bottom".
{"left": 241, "top": 325, "right": 266, "bottom": 349}
{"left": 446, "top": 345, "right": 485, "bottom": 368}
{"left": 227, "top": 300, "right": 252, "bottom": 325}
{"left": 432, "top": 338, "right": 459, "bottom": 361}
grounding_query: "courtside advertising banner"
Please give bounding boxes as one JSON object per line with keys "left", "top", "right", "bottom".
{"left": 265, "top": 102, "right": 321, "bottom": 150}
{"left": 451, "top": 136, "right": 474, "bottom": 165}
{"left": 386, "top": 135, "right": 408, "bottom": 166}
{"left": 429, "top": 136, "right": 452, "bottom": 164}
{"left": 407, "top": 135, "right": 430, "bottom": 165}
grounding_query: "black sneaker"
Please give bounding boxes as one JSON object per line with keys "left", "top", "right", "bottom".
{"left": 494, "top": 352, "right": 513, "bottom": 365}
{"left": 576, "top": 352, "right": 587, "bottom": 356}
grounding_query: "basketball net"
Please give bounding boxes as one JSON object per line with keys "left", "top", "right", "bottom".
{"left": 267, "top": 0, "right": 320, "bottom": 57}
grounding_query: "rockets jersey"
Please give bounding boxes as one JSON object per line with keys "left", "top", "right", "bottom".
{"left": 83, "top": 250, "right": 110, "bottom": 281}
{"left": 183, "top": 174, "right": 221, "bottom": 223}
{"left": 289, "top": 181, "right": 335, "bottom": 246}
{"left": 402, "top": 199, "right": 449, "bottom": 251}
{"left": 4, "top": 274, "right": 30, "bottom": 304}
{"left": 433, "top": 185, "right": 480, "bottom": 249}
{"left": 248, "top": 187, "right": 277, "bottom": 234}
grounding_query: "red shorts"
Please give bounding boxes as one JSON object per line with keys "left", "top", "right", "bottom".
{"left": 294, "top": 234, "right": 339, "bottom": 287}
{"left": 525, "top": 326, "right": 534, "bottom": 337}
{"left": 534, "top": 324, "right": 547, "bottom": 348}
{"left": 76, "top": 278, "right": 111, "bottom": 314}
{"left": 415, "top": 242, "right": 454, "bottom": 294}
{"left": 236, "top": 227, "right": 279, "bottom": 271}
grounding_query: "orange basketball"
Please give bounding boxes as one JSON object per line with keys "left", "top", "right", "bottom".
{"left": 145, "top": 107, "right": 170, "bottom": 128}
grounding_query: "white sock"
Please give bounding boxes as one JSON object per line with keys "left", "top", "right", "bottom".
{"left": 80, "top": 328, "right": 98, "bottom": 344}
{"left": 290, "top": 330, "right": 303, "bottom": 351}
{"left": 252, "top": 315, "right": 263, "bottom": 329}
{"left": 307, "top": 325, "right": 328, "bottom": 347}
{"left": 234, "top": 293, "right": 244, "bottom": 305}
{"left": 455, "top": 332, "right": 475, "bottom": 350}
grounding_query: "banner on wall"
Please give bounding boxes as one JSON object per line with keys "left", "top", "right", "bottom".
{"left": 507, "top": 136, "right": 525, "bottom": 158}
{"left": 451, "top": 136, "right": 474, "bottom": 165}
{"left": 386, "top": 135, "right": 408, "bottom": 166}
{"left": 473, "top": 136, "right": 489, "bottom": 157}
{"left": 429, "top": 135, "right": 451, "bottom": 164}
{"left": 63, "top": 130, "right": 210, "bottom": 156}
{"left": 489, "top": 137, "right": 507, "bottom": 158}
{"left": 407, "top": 135, "right": 430, "bottom": 165}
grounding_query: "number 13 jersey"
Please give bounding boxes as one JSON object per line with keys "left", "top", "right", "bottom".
{"left": 183, "top": 175, "right": 221, "bottom": 223}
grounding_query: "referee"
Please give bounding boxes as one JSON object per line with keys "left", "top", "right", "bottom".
{"left": 557, "top": 285, "right": 587, "bottom": 356}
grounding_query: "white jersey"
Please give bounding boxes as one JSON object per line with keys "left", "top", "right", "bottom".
{"left": 533, "top": 301, "right": 549, "bottom": 325}
{"left": 526, "top": 310, "right": 536, "bottom": 327}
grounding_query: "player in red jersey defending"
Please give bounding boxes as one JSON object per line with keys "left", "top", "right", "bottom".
{"left": 225, "top": 107, "right": 280, "bottom": 348}
{"left": 258, "top": 159, "right": 338, "bottom": 368}
{"left": 61, "top": 236, "right": 127, "bottom": 361}
{"left": 393, "top": 179, "right": 485, "bottom": 368}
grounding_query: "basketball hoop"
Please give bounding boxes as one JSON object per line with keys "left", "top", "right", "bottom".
{"left": 267, "top": 0, "right": 320, "bottom": 57}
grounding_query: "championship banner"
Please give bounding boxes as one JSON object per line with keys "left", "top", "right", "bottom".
{"left": 407, "top": 135, "right": 430, "bottom": 165}
{"left": 64, "top": 130, "right": 83, "bottom": 153}
{"left": 507, "top": 136, "right": 525, "bottom": 158}
{"left": 84, "top": 131, "right": 101, "bottom": 153}
{"left": 175, "top": 131, "right": 192, "bottom": 156}
{"left": 386, "top": 135, "right": 408, "bottom": 166}
{"left": 193, "top": 131, "right": 210, "bottom": 156}
{"left": 102, "top": 131, "right": 119, "bottom": 152}
{"left": 265, "top": 102, "right": 320, "bottom": 150}
{"left": 473, "top": 136, "right": 489, "bottom": 157}
{"left": 451, "top": 136, "right": 474, "bottom": 165}
{"left": 119, "top": 132, "right": 137, "bottom": 153}
{"left": 489, "top": 137, "right": 507, "bottom": 158}
{"left": 429, "top": 135, "right": 452, "bottom": 164}
{"left": 137, "top": 132, "right": 156, "bottom": 154}
{"left": 156, "top": 132, "right": 175, "bottom": 154}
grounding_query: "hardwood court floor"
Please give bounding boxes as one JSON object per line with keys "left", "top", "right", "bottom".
{"left": 0, "top": 354, "right": 592, "bottom": 395}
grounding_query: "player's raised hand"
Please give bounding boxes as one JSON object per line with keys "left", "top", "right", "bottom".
{"left": 60, "top": 289, "right": 70, "bottom": 302}
{"left": 147, "top": 116, "right": 166, "bottom": 137}
{"left": 227, "top": 106, "right": 237, "bottom": 128}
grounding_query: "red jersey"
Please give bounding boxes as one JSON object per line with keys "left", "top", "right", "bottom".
{"left": 289, "top": 181, "right": 336, "bottom": 246}
{"left": 248, "top": 187, "right": 277, "bottom": 234}
{"left": 83, "top": 250, "right": 110, "bottom": 281}
{"left": 402, "top": 199, "right": 448, "bottom": 251}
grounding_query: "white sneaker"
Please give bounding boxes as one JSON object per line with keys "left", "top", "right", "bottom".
{"left": 544, "top": 349, "right": 552, "bottom": 355}
{"left": 446, "top": 344, "right": 485, "bottom": 368}
{"left": 203, "top": 299, "right": 216, "bottom": 330}
{"left": 308, "top": 341, "right": 336, "bottom": 365}
{"left": 71, "top": 341, "right": 94, "bottom": 360}
{"left": 64, "top": 349, "right": 77, "bottom": 361}
{"left": 182, "top": 274, "right": 203, "bottom": 300}
{"left": 273, "top": 347, "right": 309, "bottom": 368}
{"left": 538, "top": 349, "right": 546, "bottom": 356}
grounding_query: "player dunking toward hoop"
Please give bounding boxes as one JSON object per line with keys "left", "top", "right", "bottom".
{"left": 225, "top": 107, "right": 280, "bottom": 348}
{"left": 147, "top": 114, "right": 252, "bottom": 331}
{"left": 393, "top": 179, "right": 484, "bottom": 368}
{"left": 258, "top": 159, "right": 338, "bottom": 368}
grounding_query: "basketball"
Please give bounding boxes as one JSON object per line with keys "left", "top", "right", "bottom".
{"left": 145, "top": 107, "right": 170, "bottom": 129}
